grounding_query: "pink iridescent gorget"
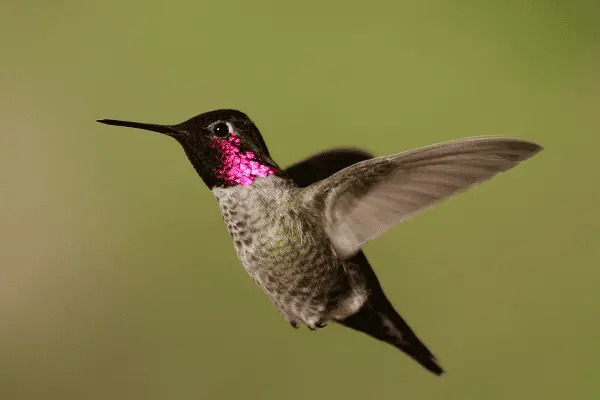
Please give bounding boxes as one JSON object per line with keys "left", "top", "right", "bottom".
{"left": 208, "top": 133, "right": 276, "bottom": 186}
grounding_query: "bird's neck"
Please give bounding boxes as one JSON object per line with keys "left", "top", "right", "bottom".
{"left": 212, "top": 174, "right": 298, "bottom": 218}
{"left": 208, "top": 134, "right": 281, "bottom": 187}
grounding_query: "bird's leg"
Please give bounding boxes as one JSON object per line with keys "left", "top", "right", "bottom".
{"left": 307, "top": 319, "right": 328, "bottom": 331}
{"left": 275, "top": 304, "right": 301, "bottom": 329}
{"left": 282, "top": 312, "right": 302, "bottom": 329}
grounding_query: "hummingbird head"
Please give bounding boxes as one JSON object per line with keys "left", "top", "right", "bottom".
{"left": 98, "top": 109, "right": 280, "bottom": 188}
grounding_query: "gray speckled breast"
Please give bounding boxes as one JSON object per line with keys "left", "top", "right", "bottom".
{"left": 211, "top": 175, "right": 368, "bottom": 328}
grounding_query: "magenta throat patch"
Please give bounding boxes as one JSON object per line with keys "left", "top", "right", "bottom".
{"left": 208, "top": 133, "right": 275, "bottom": 186}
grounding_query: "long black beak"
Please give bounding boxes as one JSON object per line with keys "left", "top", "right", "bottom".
{"left": 97, "top": 119, "right": 184, "bottom": 136}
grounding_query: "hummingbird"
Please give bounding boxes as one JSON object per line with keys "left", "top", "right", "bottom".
{"left": 98, "top": 109, "right": 542, "bottom": 375}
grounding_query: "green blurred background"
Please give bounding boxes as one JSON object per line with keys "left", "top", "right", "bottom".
{"left": 1, "top": 1, "right": 599, "bottom": 399}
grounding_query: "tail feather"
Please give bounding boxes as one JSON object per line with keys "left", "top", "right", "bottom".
{"left": 282, "top": 148, "right": 444, "bottom": 374}
{"left": 338, "top": 301, "right": 444, "bottom": 375}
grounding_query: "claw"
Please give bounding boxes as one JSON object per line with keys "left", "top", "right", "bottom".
{"left": 308, "top": 321, "right": 328, "bottom": 331}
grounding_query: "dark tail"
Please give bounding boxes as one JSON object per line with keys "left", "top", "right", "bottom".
{"left": 338, "top": 300, "right": 444, "bottom": 375}
{"left": 284, "top": 149, "right": 443, "bottom": 374}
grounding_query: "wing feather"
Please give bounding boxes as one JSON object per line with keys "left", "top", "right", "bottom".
{"left": 303, "top": 137, "right": 543, "bottom": 259}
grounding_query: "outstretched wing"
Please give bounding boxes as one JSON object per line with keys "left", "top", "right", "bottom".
{"left": 303, "top": 137, "right": 543, "bottom": 259}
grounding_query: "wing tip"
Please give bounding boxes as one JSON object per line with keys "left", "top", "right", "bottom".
{"left": 460, "top": 136, "right": 544, "bottom": 161}
{"left": 505, "top": 138, "right": 543, "bottom": 161}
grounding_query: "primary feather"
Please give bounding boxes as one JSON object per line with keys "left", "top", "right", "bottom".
{"left": 304, "top": 137, "right": 542, "bottom": 259}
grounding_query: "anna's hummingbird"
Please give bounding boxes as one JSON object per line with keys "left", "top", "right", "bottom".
{"left": 98, "top": 109, "right": 542, "bottom": 375}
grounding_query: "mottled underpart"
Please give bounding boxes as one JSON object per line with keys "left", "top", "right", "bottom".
{"left": 212, "top": 176, "right": 369, "bottom": 329}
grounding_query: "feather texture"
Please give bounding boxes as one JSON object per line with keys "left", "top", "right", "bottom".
{"left": 304, "top": 137, "right": 543, "bottom": 259}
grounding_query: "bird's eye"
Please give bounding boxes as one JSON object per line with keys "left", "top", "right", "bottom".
{"left": 213, "top": 122, "right": 230, "bottom": 137}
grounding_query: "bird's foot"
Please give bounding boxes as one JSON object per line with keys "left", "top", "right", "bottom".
{"left": 307, "top": 321, "right": 328, "bottom": 331}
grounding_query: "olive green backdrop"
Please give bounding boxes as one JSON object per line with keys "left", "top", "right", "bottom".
{"left": 1, "top": 1, "right": 599, "bottom": 399}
